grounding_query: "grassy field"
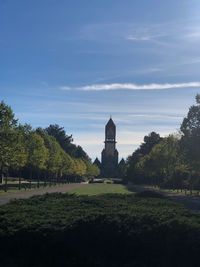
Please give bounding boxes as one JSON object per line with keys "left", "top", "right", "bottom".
{"left": 71, "top": 183, "right": 131, "bottom": 195}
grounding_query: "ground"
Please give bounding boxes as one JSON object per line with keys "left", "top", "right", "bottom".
{"left": 1, "top": 182, "right": 200, "bottom": 213}
{"left": 0, "top": 183, "right": 85, "bottom": 205}
{"left": 71, "top": 183, "right": 130, "bottom": 195}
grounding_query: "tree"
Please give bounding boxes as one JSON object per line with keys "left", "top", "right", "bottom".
{"left": 59, "top": 151, "right": 75, "bottom": 178}
{"left": 126, "top": 132, "right": 161, "bottom": 182}
{"left": 45, "top": 124, "right": 90, "bottom": 160}
{"left": 36, "top": 129, "right": 63, "bottom": 179}
{"left": 26, "top": 132, "right": 49, "bottom": 179}
{"left": 72, "top": 159, "right": 87, "bottom": 178}
{"left": 118, "top": 158, "right": 127, "bottom": 179}
{"left": 45, "top": 124, "right": 73, "bottom": 151}
{"left": 138, "top": 135, "right": 183, "bottom": 186}
{"left": 0, "top": 101, "right": 18, "bottom": 183}
{"left": 180, "top": 94, "right": 200, "bottom": 172}
{"left": 10, "top": 126, "right": 28, "bottom": 174}
{"left": 84, "top": 160, "right": 100, "bottom": 179}
{"left": 0, "top": 101, "right": 17, "bottom": 129}
{"left": 93, "top": 158, "right": 101, "bottom": 169}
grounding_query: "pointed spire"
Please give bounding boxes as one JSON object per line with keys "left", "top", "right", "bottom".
{"left": 106, "top": 116, "right": 115, "bottom": 127}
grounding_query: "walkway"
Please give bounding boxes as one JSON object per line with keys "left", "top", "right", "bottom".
{"left": 132, "top": 185, "right": 200, "bottom": 213}
{"left": 0, "top": 183, "right": 85, "bottom": 205}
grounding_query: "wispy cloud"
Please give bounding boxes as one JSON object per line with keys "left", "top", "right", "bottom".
{"left": 61, "top": 82, "right": 200, "bottom": 91}
{"left": 60, "top": 86, "right": 71, "bottom": 91}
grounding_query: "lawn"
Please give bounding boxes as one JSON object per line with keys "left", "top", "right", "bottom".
{"left": 71, "top": 183, "right": 131, "bottom": 195}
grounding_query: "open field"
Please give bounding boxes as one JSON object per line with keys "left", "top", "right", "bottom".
{"left": 71, "top": 183, "right": 131, "bottom": 195}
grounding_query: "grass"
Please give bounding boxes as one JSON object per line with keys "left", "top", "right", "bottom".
{"left": 70, "top": 183, "right": 131, "bottom": 195}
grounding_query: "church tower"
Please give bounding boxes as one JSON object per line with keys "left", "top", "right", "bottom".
{"left": 101, "top": 118, "right": 118, "bottom": 177}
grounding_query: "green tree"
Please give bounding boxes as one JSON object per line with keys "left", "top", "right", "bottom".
{"left": 126, "top": 132, "right": 161, "bottom": 182}
{"left": 59, "top": 150, "right": 75, "bottom": 178}
{"left": 26, "top": 132, "right": 49, "bottom": 179}
{"left": 180, "top": 94, "right": 200, "bottom": 172}
{"left": 0, "top": 101, "right": 18, "bottom": 183}
{"left": 73, "top": 159, "right": 87, "bottom": 178}
{"left": 10, "top": 126, "right": 28, "bottom": 174}
{"left": 45, "top": 124, "right": 90, "bottom": 160}
{"left": 118, "top": 158, "right": 127, "bottom": 179}
{"left": 84, "top": 160, "right": 100, "bottom": 179}
{"left": 138, "top": 135, "right": 183, "bottom": 186}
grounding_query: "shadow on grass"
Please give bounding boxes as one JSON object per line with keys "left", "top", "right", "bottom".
{"left": 126, "top": 183, "right": 166, "bottom": 199}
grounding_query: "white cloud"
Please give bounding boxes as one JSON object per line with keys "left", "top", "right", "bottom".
{"left": 60, "top": 86, "right": 71, "bottom": 91}
{"left": 75, "top": 82, "right": 200, "bottom": 91}
{"left": 126, "top": 35, "right": 151, "bottom": 41}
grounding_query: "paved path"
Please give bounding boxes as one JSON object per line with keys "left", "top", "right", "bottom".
{"left": 0, "top": 183, "right": 85, "bottom": 205}
{"left": 132, "top": 185, "right": 200, "bottom": 213}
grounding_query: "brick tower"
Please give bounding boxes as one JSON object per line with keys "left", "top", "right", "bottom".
{"left": 101, "top": 117, "right": 118, "bottom": 177}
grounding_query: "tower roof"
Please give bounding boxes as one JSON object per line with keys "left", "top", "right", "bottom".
{"left": 106, "top": 117, "right": 115, "bottom": 128}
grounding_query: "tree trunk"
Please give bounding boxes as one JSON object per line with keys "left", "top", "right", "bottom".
{"left": 18, "top": 171, "right": 21, "bottom": 190}
{"left": 37, "top": 172, "right": 40, "bottom": 188}
{"left": 29, "top": 170, "right": 32, "bottom": 189}
{"left": 0, "top": 165, "right": 4, "bottom": 184}
{"left": 4, "top": 175, "right": 7, "bottom": 192}
{"left": 18, "top": 177, "right": 21, "bottom": 190}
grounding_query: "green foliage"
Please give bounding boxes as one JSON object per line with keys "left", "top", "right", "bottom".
{"left": 10, "top": 126, "right": 28, "bottom": 171}
{"left": 45, "top": 124, "right": 90, "bottom": 160}
{"left": 84, "top": 160, "right": 100, "bottom": 178}
{"left": 0, "top": 102, "right": 20, "bottom": 181}
{"left": 138, "top": 135, "right": 182, "bottom": 184}
{"left": 126, "top": 95, "right": 200, "bottom": 190}
{"left": 135, "top": 190, "right": 165, "bottom": 198}
{"left": 180, "top": 94, "right": 200, "bottom": 171}
{"left": 126, "top": 131, "right": 161, "bottom": 183}
{"left": 27, "top": 132, "right": 49, "bottom": 173}
{"left": 0, "top": 101, "right": 98, "bottom": 183}
{"left": 0, "top": 193, "right": 200, "bottom": 267}
{"left": 0, "top": 101, "right": 17, "bottom": 129}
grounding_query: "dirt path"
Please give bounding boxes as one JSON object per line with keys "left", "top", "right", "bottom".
{"left": 0, "top": 183, "right": 85, "bottom": 205}
{"left": 132, "top": 185, "right": 200, "bottom": 213}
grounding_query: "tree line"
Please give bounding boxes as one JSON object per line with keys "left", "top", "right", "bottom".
{"left": 0, "top": 101, "right": 100, "bottom": 183}
{"left": 125, "top": 94, "right": 200, "bottom": 191}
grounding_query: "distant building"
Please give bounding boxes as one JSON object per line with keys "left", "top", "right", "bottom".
{"left": 101, "top": 118, "right": 119, "bottom": 177}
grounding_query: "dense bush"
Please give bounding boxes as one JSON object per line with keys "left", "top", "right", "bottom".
{"left": 135, "top": 190, "right": 165, "bottom": 199}
{"left": 0, "top": 194, "right": 200, "bottom": 267}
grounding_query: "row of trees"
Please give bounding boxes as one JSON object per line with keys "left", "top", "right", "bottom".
{"left": 125, "top": 94, "right": 200, "bottom": 191}
{"left": 0, "top": 101, "right": 99, "bottom": 183}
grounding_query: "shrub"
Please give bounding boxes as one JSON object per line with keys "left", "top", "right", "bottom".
{"left": 0, "top": 193, "right": 199, "bottom": 267}
{"left": 135, "top": 190, "right": 165, "bottom": 199}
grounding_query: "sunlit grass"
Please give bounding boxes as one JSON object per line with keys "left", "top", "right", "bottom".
{"left": 71, "top": 183, "right": 132, "bottom": 195}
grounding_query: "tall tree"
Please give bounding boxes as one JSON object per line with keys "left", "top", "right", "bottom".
{"left": 180, "top": 94, "right": 200, "bottom": 171}
{"left": 137, "top": 135, "right": 183, "bottom": 186}
{"left": 0, "top": 101, "right": 18, "bottom": 183}
{"left": 126, "top": 132, "right": 161, "bottom": 181}
{"left": 45, "top": 124, "right": 73, "bottom": 151}
{"left": 26, "top": 132, "right": 49, "bottom": 179}
{"left": 45, "top": 124, "right": 90, "bottom": 160}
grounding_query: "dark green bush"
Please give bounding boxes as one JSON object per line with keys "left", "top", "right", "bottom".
{"left": 135, "top": 190, "right": 165, "bottom": 199}
{"left": 0, "top": 193, "right": 200, "bottom": 267}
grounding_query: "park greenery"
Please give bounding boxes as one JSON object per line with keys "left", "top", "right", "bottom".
{"left": 0, "top": 101, "right": 100, "bottom": 185}
{"left": 0, "top": 192, "right": 200, "bottom": 266}
{"left": 125, "top": 94, "right": 200, "bottom": 191}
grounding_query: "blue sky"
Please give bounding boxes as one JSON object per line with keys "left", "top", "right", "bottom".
{"left": 1, "top": 0, "right": 200, "bottom": 160}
